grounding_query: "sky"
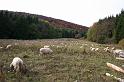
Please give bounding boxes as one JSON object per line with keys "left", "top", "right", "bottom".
{"left": 0, "top": 0, "right": 124, "bottom": 27}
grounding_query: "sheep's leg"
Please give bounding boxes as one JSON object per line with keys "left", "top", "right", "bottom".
{"left": 39, "top": 52, "right": 43, "bottom": 56}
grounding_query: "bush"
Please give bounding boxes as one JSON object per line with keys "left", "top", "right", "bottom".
{"left": 118, "top": 39, "right": 124, "bottom": 47}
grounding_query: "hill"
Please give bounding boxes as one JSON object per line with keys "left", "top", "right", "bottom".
{"left": 0, "top": 10, "right": 88, "bottom": 39}
{"left": 87, "top": 10, "right": 124, "bottom": 44}
{"left": 37, "top": 15, "right": 88, "bottom": 31}
{"left": 8, "top": 10, "right": 88, "bottom": 31}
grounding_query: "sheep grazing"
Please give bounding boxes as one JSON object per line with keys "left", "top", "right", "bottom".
{"left": 118, "top": 51, "right": 124, "bottom": 58}
{"left": 104, "top": 47, "right": 109, "bottom": 52}
{"left": 111, "top": 49, "right": 124, "bottom": 57}
{"left": 39, "top": 48, "right": 53, "bottom": 55}
{"left": 90, "top": 47, "right": 99, "bottom": 51}
{"left": 6, "top": 44, "right": 12, "bottom": 49}
{"left": 95, "top": 48, "right": 99, "bottom": 51}
{"left": 112, "top": 49, "right": 123, "bottom": 55}
{"left": 44, "top": 45, "right": 50, "bottom": 48}
{"left": 10, "top": 57, "right": 26, "bottom": 74}
{"left": 90, "top": 47, "right": 96, "bottom": 51}
{"left": 106, "top": 72, "right": 124, "bottom": 81}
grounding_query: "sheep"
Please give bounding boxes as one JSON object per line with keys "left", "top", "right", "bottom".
{"left": 112, "top": 49, "right": 123, "bottom": 55}
{"left": 110, "top": 49, "right": 124, "bottom": 58}
{"left": 90, "top": 47, "right": 99, "bottom": 51}
{"left": 118, "top": 51, "right": 124, "bottom": 58}
{"left": 90, "top": 47, "right": 96, "bottom": 51}
{"left": 104, "top": 47, "right": 109, "bottom": 52}
{"left": 95, "top": 48, "right": 99, "bottom": 51}
{"left": 51, "top": 45, "right": 55, "bottom": 47}
{"left": 10, "top": 57, "right": 26, "bottom": 74}
{"left": 106, "top": 72, "right": 124, "bottom": 82}
{"left": 44, "top": 45, "right": 50, "bottom": 48}
{"left": 39, "top": 48, "right": 53, "bottom": 55}
{"left": 6, "top": 44, "right": 12, "bottom": 49}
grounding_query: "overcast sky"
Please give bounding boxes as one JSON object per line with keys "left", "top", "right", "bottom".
{"left": 0, "top": 0, "right": 124, "bottom": 27}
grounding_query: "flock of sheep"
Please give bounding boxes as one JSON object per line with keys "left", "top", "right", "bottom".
{"left": 90, "top": 46, "right": 124, "bottom": 57}
{"left": 0, "top": 42, "right": 124, "bottom": 81}
{"left": 0, "top": 44, "right": 53, "bottom": 80}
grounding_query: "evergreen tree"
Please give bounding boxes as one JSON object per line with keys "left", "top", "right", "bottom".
{"left": 114, "top": 10, "right": 124, "bottom": 43}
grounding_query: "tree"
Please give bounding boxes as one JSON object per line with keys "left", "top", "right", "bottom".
{"left": 87, "top": 16, "right": 116, "bottom": 44}
{"left": 114, "top": 10, "right": 124, "bottom": 43}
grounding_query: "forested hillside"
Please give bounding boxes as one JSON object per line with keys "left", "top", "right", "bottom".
{"left": 87, "top": 10, "right": 124, "bottom": 44}
{"left": 114, "top": 10, "right": 124, "bottom": 43}
{"left": 0, "top": 10, "right": 88, "bottom": 39}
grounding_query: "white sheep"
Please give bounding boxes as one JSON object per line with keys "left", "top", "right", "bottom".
{"left": 112, "top": 49, "right": 123, "bottom": 55}
{"left": 6, "top": 44, "right": 12, "bottom": 49}
{"left": 104, "top": 47, "right": 109, "bottom": 52}
{"left": 44, "top": 45, "right": 50, "bottom": 48}
{"left": 90, "top": 47, "right": 96, "bottom": 51}
{"left": 118, "top": 51, "right": 124, "bottom": 58}
{"left": 110, "top": 49, "right": 124, "bottom": 58}
{"left": 10, "top": 57, "right": 26, "bottom": 73}
{"left": 95, "top": 48, "right": 99, "bottom": 51}
{"left": 90, "top": 47, "right": 99, "bottom": 51}
{"left": 39, "top": 48, "right": 53, "bottom": 55}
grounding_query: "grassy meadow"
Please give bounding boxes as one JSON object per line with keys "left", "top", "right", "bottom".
{"left": 0, "top": 38, "right": 124, "bottom": 82}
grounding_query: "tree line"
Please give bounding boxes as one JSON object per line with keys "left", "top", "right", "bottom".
{"left": 87, "top": 10, "right": 124, "bottom": 44}
{"left": 0, "top": 10, "right": 85, "bottom": 39}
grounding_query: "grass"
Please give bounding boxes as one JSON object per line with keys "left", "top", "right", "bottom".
{"left": 0, "top": 38, "right": 124, "bottom": 82}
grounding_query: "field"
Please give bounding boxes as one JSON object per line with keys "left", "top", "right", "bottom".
{"left": 0, "top": 38, "right": 124, "bottom": 82}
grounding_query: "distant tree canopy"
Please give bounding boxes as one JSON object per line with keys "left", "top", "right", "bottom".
{"left": 87, "top": 10, "right": 124, "bottom": 44}
{"left": 87, "top": 16, "right": 116, "bottom": 44}
{"left": 114, "top": 10, "right": 124, "bottom": 43}
{"left": 0, "top": 10, "right": 86, "bottom": 39}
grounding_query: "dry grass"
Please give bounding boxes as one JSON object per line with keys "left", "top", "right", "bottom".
{"left": 0, "top": 38, "right": 124, "bottom": 82}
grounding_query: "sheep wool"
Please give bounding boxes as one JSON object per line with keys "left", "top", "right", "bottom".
{"left": 95, "top": 48, "right": 99, "bottom": 51}
{"left": 6, "top": 44, "right": 12, "bottom": 49}
{"left": 44, "top": 45, "right": 50, "bottom": 48}
{"left": 113, "top": 49, "right": 123, "bottom": 55}
{"left": 40, "top": 48, "right": 53, "bottom": 54}
{"left": 10, "top": 57, "right": 24, "bottom": 72}
{"left": 90, "top": 47, "right": 95, "bottom": 51}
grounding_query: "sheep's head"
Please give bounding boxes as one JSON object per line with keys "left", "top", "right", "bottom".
{"left": 10, "top": 64, "right": 14, "bottom": 72}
